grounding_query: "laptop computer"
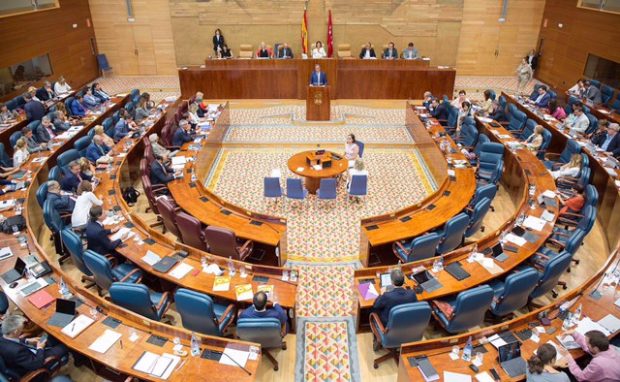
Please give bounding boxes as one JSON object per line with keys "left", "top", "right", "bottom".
{"left": 498, "top": 341, "right": 526, "bottom": 378}
{"left": 1, "top": 257, "right": 26, "bottom": 284}
{"left": 379, "top": 272, "right": 392, "bottom": 288}
{"left": 411, "top": 270, "right": 442, "bottom": 292}
{"left": 491, "top": 243, "right": 508, "bottom": 262}
{"left": 48, "top": 299, "right": 76, "bottom": 327}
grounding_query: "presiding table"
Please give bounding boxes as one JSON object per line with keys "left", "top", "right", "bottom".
{"left": 287, "top": 150, "right": 348, "bottom": 194}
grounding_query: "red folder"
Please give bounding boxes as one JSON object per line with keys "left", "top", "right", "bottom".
{"left": 27, "top": 289, "right": 55, "bottom": 309}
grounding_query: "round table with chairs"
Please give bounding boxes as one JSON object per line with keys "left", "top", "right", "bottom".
{"left": 286, "top": 149, "right": 348, "bottom": 194}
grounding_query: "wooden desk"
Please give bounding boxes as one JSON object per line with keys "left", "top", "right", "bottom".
{"left": 287, "top": 150, "right": 348, "bottom": 194}
{"left": 178, "top": 59, "right": 455, "bottom": 100}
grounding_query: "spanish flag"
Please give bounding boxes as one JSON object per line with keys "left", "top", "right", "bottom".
{"left": 301, "top": 6, "right": 309, "bottom": 55}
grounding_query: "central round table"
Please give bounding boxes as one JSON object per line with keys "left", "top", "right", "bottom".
{"left": 287, "top": 150, "right": 349, "bottom": 194}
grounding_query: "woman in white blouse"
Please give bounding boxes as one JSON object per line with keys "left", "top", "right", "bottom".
{"left": 12, "top": 138, "right": 29, "bottom": 167}
{"left": 551, "top": 154, "right": 582, "bottom": 180}
{"left": 312, "top": 41, "right": 327, "bottom": 59}
{"left": 71, "top": 180, "right": 103, "bottom": 229}
{"left": 53, "top": 76, "right": 72, "bottom": 95}
{"left": 344, "top": 133, "right": 360, "bottom": 165}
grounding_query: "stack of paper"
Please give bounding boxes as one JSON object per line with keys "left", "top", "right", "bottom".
{"left": 477, "top": 257, "right": 503, "bottom": 275}
{"left": 522, "top": 216, "right": 546, "bottom": 231}
{"left": 597, "top": 314, "right": 620, "bottom": 334}
{"left": 219, "top": 346, "right": 250, "bottom": 367}
{"left": 0, "top": 246, "right": 14, "bottom": 261}
{"left": 358, "top": 282, "right": 379, "bottom": 300}
{"left": 444, "top": 371, "right": 472, "bottom": 382}
{"left": 110, "top": 227, "right": 132, "bottom": 241}
{"left": 257, "top": 284, "right": 274, "bottom": 298}
{"left": 133, "top": 352, "right": 180, "bottom": 379}
{"left": 213, "top": 276, "right": 231, "bottom": 291}
{"left": 61, "top": 315, "right": 95, "bottom": 338}
{"left": 503, "top": 233, "right": 527, "bottom": 246}
{"left": 474, "top": 372, "right": 495, "bottom": 382}
{"left": 235, "top": 284, "right": 253, "bottom": 301}
{"left": 576, "top": 317, "right": 611, "bottom": 336}
{"left": 169, "top": 262, "right": 193, "bottom": 280}
{"left": 88, "top": 329, "right": 122, "bottom": 353}
{"left": 141, "top": 250, "right": 161, "bottom": 266}
{"left": 171, "top": 156, "right": 187, "bottom": 166}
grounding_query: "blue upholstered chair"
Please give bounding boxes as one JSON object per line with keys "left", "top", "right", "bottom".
{"left": 584, "top": 113, "right": 599, "bottom": 136}
{"left": 36, "top": 182, "right": 49, "bottom": 208}
{"left": 0, "top": 143, "right": 11, "bottom": 168}
{"left": 109, "top": 282, "right": 171, "bottom": 322}
{"left": 488, "top": 267, "right": 539, "bottom": 317}
{"left": 601, "top": 85, "right": 614, "bottom": 105}
{"left": 445, "top": 106, "right": 459, "bottom": 134}
{"left": 369, "top": 302, "right": 432, "bottom": 368}
{"left": 43, "top": 198, "right": 68, "bottom": 260}
{"left": 584, "top": 184, "right": 599, "bottom": 208}
{"left": 130, "top": 89, "right": 140, "bottom": 100}
{"left": 432, "top": 285, "right": 494, "bottom": 334}
{"left": 64, "top": 97, "right": 75, "bottom": 116}
{"left": 102, "top": 117, "right": 115, "bottom": 137}
{"left": 537, "top": 128, "right": 552, "bottom": 159}
{"left": 175, "top": 288, "right": 235, "bottom": 336}
{"left": 73, "top": 136, "right": 91, "bottom": 157}
{"left": 436, "top": 213, "right": 470, "bottom": 254}
{"left": 356, "top": 141, "right": 365, "bottom": 158}
{"left": 237, "top": 318, "right": 287, "bottom": 371}
{"left": 457, "top": 122, "right": 479, "bottom": 148}
{"left": 393, "top": 232, "right": 441, "bottom": 262}
{"left": 506, "top": 108, "right": 527, "bottom": 135}
{"left": 57, "top": 149, "right": 81, "bottom": 169}
{"left": 477, "top": 142, "right": 504, "bottom": 184}
{"left": 589, "top": 79, "right": 600, "bottom": 88}
{"left": 554, "top": 205, "right": 597, "bottom": 237}
{"left": 529, "top": 251, "right": 572, "bottom": 300}
{"left": 348, "top": 174, "right": 368, "bottom": 200}
{"left": 0, "top": 353, "right": 58, "bottom": 382}
{"left": 264, "top": 177, "right": 283, "bottom": 202}
{"left": 468, "top": 183, "right": 497, "bottom": 210}
{"left": 611, "top": 98, "right": 620, "bottom": 113}
{"left": 465, "top": 197, "right": 492, "bottom": 237}
{"left": 9, "top": 132, "right": 22, "bottom": 148}
{"left": 520, "top": 118, "right": 537, "bottom": 140}
{"left": 83, "top": 250, "right": 142, "bottom": 295}
{"left": 61, "top": 228, "right": 95, "bottom": 287}
{"left": 544, "top": 139, "right": 581, "bottom": 170}
{"left": 285, "top": 178, "right": 307, "bottom": 206}
{"left": 317, "top": 178, "right": 337, "bottom": 206}
{"left": 0, "top": 291, "right": 7, "bottom": 315}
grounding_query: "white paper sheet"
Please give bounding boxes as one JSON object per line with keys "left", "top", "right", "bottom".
{"left": 504, "top": 233, "right": 527, "bottom": 247}
{"left": 159, "top": 353, "right": 181, "bottom": 380}
{"left": 142, "top": 250, "right": 161, "bottom": 266}
{"left": 61, "top": 315, "right": 94, "bottom": 338}
{"left": 576, "top": 317, "right": 611, "bottom": 337}
{"left": 134, "top": 351, "right": 159, "bottom": 374}
{"left": 598, "top": 314, "right": 620, "bottom": 334}
{"left": 88, "top": 329, "right": 122, "bottom": 354}
{"left": 474, "top": 372, "right": 495, "bottom": 382}
{"left": 444, "top": 371, "right": 472, "bottom": 382}
{"left": 219, "top": 346, "right": 250, "bottom": 368}
{"left": 171, "top": 156, "right": 186, "bottom": 166}
{"left": 169, "top": 262, "right": 193, "bottom": 279}
{"left": 110, "top": 227, "right": 132, "bottom": 241}
{"left": 522, "top": 216, "right": 546, "bottom": 231}
{"left": 488, "top": 334, "right": 507, "bottom": 348}
{"left": 0, "top": 246, "right": 14, "bottom": 261}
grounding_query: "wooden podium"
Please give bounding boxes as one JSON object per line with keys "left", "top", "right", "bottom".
{"left": 306, "top": 85, "right": 330, "bottom": 121}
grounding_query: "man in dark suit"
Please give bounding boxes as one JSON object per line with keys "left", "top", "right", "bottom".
{"left": 23, "top": 93, "right": 46, "bottom": 122}
{"left": 35, "top": 81, "right": 55, "bottom": 102}
{"left": 46, "top": 180, "right": 75, "bottom": 214}
{"left": 593, "top": 123, "right": 620, "bottom": 157}
{"left": 584, "top": 81, "right": 602, "bottom": 105}
{"left": 359, "top": 42, "right": 376, "bottom": 59}
{"left": 150, "top": 154, "right": 176, "bottom": 186}
{"left": 33, "top": 116, "right": 55, "bottom": 143}
{"left": 240, "top": 291, "right": 289, "bottom": 333}
{"left": 430, "top": 98, "right": 449, "bottom": 121}
{"left": 371, "top": 269, "right": 417, "bottom": 325}
{"left": 172, "top": 120, "right": 194, "bottom": 147}
{"left": 0, "top": 314, "right": 69, "bottom": 378}
{"left": 60, "top": 161, "right": 82, "bottom": 193}
{"left": 85, "top": 135, "right": 110, "bottom": 164}
{"left": 86, "top": 205, "right": 124, "bottom": 255}
{"left": 532, "top": 85, "right": 551, "bottom": 108}
{"left": 383, "top": 42, "right": 398, "bottom": 59}
{"left": 527, "top": 49, "right": 539, "bottom": 71}
{"left": 309, "top": 64, "right": 328, "bottom": 86}
{"left": 21, "top": 127, "right": 45, "bottom": 153}
{"left": 277, "top": 43, "right": 293, "bottom": 59}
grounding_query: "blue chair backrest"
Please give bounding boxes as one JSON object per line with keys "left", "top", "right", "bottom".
{"left": 61, "top": 228, "right": 92, "bottom": 276}
{"left": 42, "top": 199, "right": 63, "bottom": 234}
{"left": 498, "top": 95, "right": 506, "bottom": 109}
{"left": 264, "top": 177, "right": 282, "bottom": 198}
{"left": 237, "top": 318, "right": 283, "bottom": 349}
{"left": 356, "top": 141, "right": 365, "bottom": 158}
{"left": 109, "top": 282, "right": 159, "bottom": 321}
{"left": 0, "top": 291, "right": 8, "bottom": 315}
{"left": 9, "top": 132, "right": 22, "bottom": 147}
{"left": 446, "top": 285, "right": 494, "bottom": 333}
{"left": 460, "top": 123, "right": 479, "bottom": 147}
{"left": 96, "top": 54, "right": 111, "bottom": 71}
{"left": 57, "top": 149, "right": 81, "bottom": 169}
{"left": 87, "top": 127, "right": 97, "bottom": 139}
{"left": 564, "top": 229, "right": 586, "bottom": 255}
{"left": 0, "top": 143, "right": 11, "bottom": 167}
{"left": 437, "top": 213, "right": 469, "bottom": 254}
{"left": 479, "top": 142, "right": 504, "bottom": 164}
{"left": 548, "top": 90, "right": 557, "bottom": 100}
{"left": 487, "top": 90, "right": 496, "bottom": 101}
{"left": 83, "top": 250, "right": 117, "bottom": 290}
{"left": 601, "top": 85, "right": 613, "bottom": 104}
{"left": 492, "top": 267, "right": 539, "bottom": 316}
{"left": 559, "top": 140, "right": 581, "bottom": 164}
{"left": 530, "top": 251, "right": 572, "bottom": 299}
{"left": 383, "top": 302, "right": 432, "bottom": 346}
{"left": 506, "top": 103, "right": 517, "bottom": 119}
{"left": 64, "top": 97, "right": 75, "bottom": 115}
{"left": 590, "top": 79, "right": 600, "bottom": 88}
{"left": 112, "top": 110, "right": 121, "bottom": 123}
{"left": 27, "top": 120, "right": 40, "bottom": 132}
{"left": 578, "top": 205, "right": 597, "bottom": 234}
{"left": 175, "top": 288, "right": 220, "bottom": 336}
{"left": 74, "top": 136, "right": 91, "bottom": 156}
{"left": 447, "top": 106, "right": 459, "bottom": 128}
{"left": 318, "top": 178, "right": 337, "bottom": 199}
{"left": 471, "top": 183, "right": 497, "bottom": 207}
{"left": 538, "top": 128, "right": 552, "bottom": 159}
{"left": 508, "top": 109, "right": 527, "bottom": 132}
{"left": 130, "top": 89, "right": 140, "bottom": 99}
{"left": 5, "top": 98, "right": 19, "bottom": 111}
{"left": 466, "top": 197, "right": 491, "bottom": 237}
{"left": 521, "top": 119, "right": 537, "bottom": 140}
{"left": 404, "top": 232, "right": 441, "bottom": 262}
{"left": 612, "top": 98, "right": 620, "bottom": 112}
{"left": 36, "top": 182, "right": 49, "bottom": 207}
{"left": 286, "top": 178, "right": 305, "bottom": 199}
{"left": 473, "top": 134, "right": 490, "bottom": 156}
{"left": 529, "top": 84, "right": 544, "bottom": 100}
{"left": 585, "top": 113, "right": 598, "bottom": 135}
{"left": 349, "top": 175, "right": 368, "bottom": 196}
{"left": 49, "top": 165, "right": 60, "bottom": 181}
{"left": 102, "top": 116, "right": 113, "bottom": 131}
{"left": 585, "top": 184, "right": 598, "bottom": 207}
{"left": 577, "top": 166, "right": 591, "bottom": 188}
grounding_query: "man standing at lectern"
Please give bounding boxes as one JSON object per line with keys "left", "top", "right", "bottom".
{"left": 310, "top": 64, "right": 327, "bottom": 86}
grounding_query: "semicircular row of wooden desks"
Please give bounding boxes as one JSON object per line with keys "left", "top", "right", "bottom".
{"left": 0, "top": 88, "right": 618, "bottom": 381}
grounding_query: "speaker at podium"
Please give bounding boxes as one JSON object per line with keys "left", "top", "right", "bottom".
{"left": 306, "top": 85, "right": 330, "bottom": 121}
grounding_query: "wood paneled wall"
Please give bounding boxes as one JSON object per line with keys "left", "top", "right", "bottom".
{"left": 456, "top": 0, "right": 546, "bottom": 76}
{"left": 0, "top": 0, "right": 98, "bottom": 101}
{"left": 88, "top": 0, "right": 177, "bottom": 75}
{"left": 536, "top": 0, "right": 620, "bottom": 92}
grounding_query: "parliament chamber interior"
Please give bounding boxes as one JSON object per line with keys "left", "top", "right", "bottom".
{"left": 1, "top": 0, "right": 620, "bottom": 381}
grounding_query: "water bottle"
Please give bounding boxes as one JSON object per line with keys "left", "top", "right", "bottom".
{"left": 432, "top": 258, "right": 440, "bottom": 273}
{"left": 437, "top": 256, "right": 444, "bottom": 272}
{"left": 462, "top": 336, "right": 473, "bottom": 361}
{"left": 228, "top": 257, "right": 236, "bottom": 276}
{"left": 190, "top": 332, "right": 201, "bottom": 356}
{"left": 574, "top": 303, "right": 582, "bottom": 321}
{"left": 201, "top": 256, "right": 207, "bottom": 270}
{"left": 59, "top": 277, "right": 70, "bottom": 297}
{"left": 191, "top": 168, "right": 197, "bottom": 183}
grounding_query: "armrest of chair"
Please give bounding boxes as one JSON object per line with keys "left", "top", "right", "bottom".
{"left": 60, "top": 212, "right": 72, "bottom": 220}
{"left": 545, "top": 239, "right": 565, "bottom": 249}
{"left": 559, "top": 211, "right": 583, "bottom": 219}
{"left": 43, "top": 355, "right": 62, "bottom": 372}
{"left": 544, "top": 153, "right": 561, "bottom": 161}
{"left": 22, "top": 368, "right": 51, "bottom": 382}
{"left": 217, "top": 303, "right": 236, "bottom": 332}
{"left": 369, "top": 312, "right": 386, "bottom": 346}
{"left": 239, "top": 239, "right": 253, "bottom": 254}
{"left": 155, "top": 291, "right": 171, "bottom": 312}
{"left": 395, "top": 241, "right": 409, "bottom": 253}
{"left": 119, "top": 268, "right": 143, "bottom": 283}
{"left": 165, "top": 145, "right": 181, "bottom": 151}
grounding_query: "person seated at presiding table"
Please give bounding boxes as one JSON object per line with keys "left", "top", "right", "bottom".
{"left": 547, "top": 99, "right": 567, "bottom": 122}
{"left": 526, "top": 343, "right": 570, "bottom": 382}
{"left": 240, "top": 291, "right": 289, "bottom": 333}
{"left": 309, "top": 64, "right": 328, "bottom": 86}
{"left": 61, "top": 160, "right": 85, "bottom": 193}
{"left": 344, "top": 133, "right": 360, "bottom": 165}
{"left": 86, "top": 135, "right": 112, "bottom": 164}
{"left": 359, "top": 42, "right": 376, "bottom": 59}
{"left": 530, "top": 85, "right": 552, "bottom": 108}
{"left": 82, "top": 87, "right": 100, "bottom": 110}
{"left": 0, "top": 102, "right": 19, "bottom": 123}
{"left": 23, "top": 93, "right": 46, "bottom": 122}
{"left": 46, "top": 180, "right": 75, "bottom": 214}
{"left": 371, "top": 269, "right": 417, "bottom": 326}
{"left": 592, "top": 122, "right": 620, "bottom": 156}
{"left": 256, "top": 42, "right": 271, "bottom": 58}
{"left": 113, "top": 110, "right": 138, "bottom": 142}
{"left": 91, "top": 82, "right": 111, "bottom": 103}
{"left": 558, "top": 184, "right": 584, "bottom": 216}
{"left": 0, "top": 314, "right": 69, "bottom": 379}
{"left": 93, "top": 125, "right": 114, "bottom": 147}
{"left": 53, "top": 76, "right": 72, "bottom": 95}
{"left": 401, "top": 42, "right": 419, "bottom": 59}
{"left": 150, "top": 154, "right": 176, "bottom": 186}
{"left": 70, "top": 94, "right": 87, "bottom": 118}
{"left": 525, "top": 125, "right": 545, "bottom": 152}
{"left": 277, "top": 42, "right": 294, "bottom": 59}
{"left": 172, "top": 119, "right": 194, "bottom": 147}
{"left": 562, "top": 104, "right": 589, "bottom": 135}
{"left": 52, "top": 110, "right": 72, "bottom": 132}
{"left": 218, "top": 44, "right": 233, "bottom": 59}
{"left": 383, "top": 42, "right": 398, "bottom": 59}
{"left": 34, "top": 116, "right": 57, "bottom": 143}
{"left": 149, "top": 133, "right": 173, "bottom": 158}
{"left": 550, "top": 154, "right": 582, "bottom": 180}
{"left": 556, "top": 329, "right": 620, "bottom": 382}
{"left": 450, "top": 90, "right": 470, "bottom": 110}
{"left": 36, "top": 81, "right": 55, "bottom": 102}
{"left": 583, "top": 80, "right": 602, "bottom": 105}
{"left": 311, "top": 41, "right": 326, "bottom": 58}
{"left": 12, "top": 138, "right": 29, "bottom": 168}
{"left": 86, "top": 205, "right": 127, "bottom": 256}
{"left": 72, "top": 180, "right": 102, "bottom": 230}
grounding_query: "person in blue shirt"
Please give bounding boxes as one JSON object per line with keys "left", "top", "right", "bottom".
{"left": 371, "top": 269, "right": 417, "bottom": 325}
{"left": 172, "top": 120, "right": 194, "bottom": 147}
{"left": 239, "top": 291, "right": 289, "bottom": 333}
{"left": 532, "top": 85, "right": 551, "bottom": 108}
{"left": 593, "top": 123, "right": 620, "bottom": 157}
{"left": 85, "top": 135, "right": 111, "bottom": 164}
{"left": 309, "top": 64, "right": 327, "bottom": 86}
{"left": 70, "top": 95, "right": 87, "bottom": 117}
{"left": 113, "top": 110, "right": 137, "bottom": 142}
{"left": 91, "top": 82, "right": 111, "bottom": 103}
{"left": 82, "top": 87, "right": 100, "bottom": 109}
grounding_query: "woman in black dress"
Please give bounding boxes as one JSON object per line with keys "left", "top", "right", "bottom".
{"left": 212, "top": 28, "right": 225, "bottom": 54}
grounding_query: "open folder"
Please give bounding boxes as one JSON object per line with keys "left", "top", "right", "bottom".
{"left": 133, "top": 351, "right": 181, "bottom": 379}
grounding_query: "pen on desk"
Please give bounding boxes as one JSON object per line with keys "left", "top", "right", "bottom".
{"left": 71, "top": 322, "right": 75, "bottom": 333}
{"left": 120, "top": 339, "right": 123, "bottom": 349}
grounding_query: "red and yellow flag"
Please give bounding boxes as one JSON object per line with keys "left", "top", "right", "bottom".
{"left": 301, "top": 7, "right": 309, "bottom": 55}
{"left": 327, "top": 10, "right": 333, "bottom": 57}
